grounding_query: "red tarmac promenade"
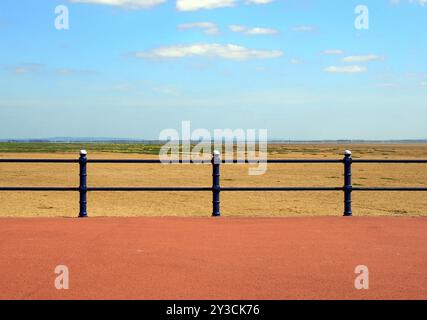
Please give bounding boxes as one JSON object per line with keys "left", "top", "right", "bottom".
{"left": 0, "top": 216, "right": 426, "bottom": 299}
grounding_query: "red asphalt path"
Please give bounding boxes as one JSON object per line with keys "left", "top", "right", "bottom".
{"left": 0, "top": 217, "right": 426, "bottom": 300}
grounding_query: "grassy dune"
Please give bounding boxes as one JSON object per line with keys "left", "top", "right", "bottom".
{"left": 0, "top": 142, "right": 163, "bottom": 154}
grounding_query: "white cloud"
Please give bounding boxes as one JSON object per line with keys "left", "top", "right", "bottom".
{"left": 290, "top": 58, "right": 302, "bottom": 65}
{"left": 55, "top": 68, "right": 96, "bottom": 76}
{"left": 175, "top": 0, "right": 274, "bottom": 10}
{"left": 321, "top": 49, "right": 345, "bottom": 55}
{"left": 342, "top": 54, "right": 384, "bottom": 62}
{"left": 134, "top": 43, "right": 283, "bottom": 60}
{"left": 419, "top": 82, "right": 427, "bottom": 87}
{"left": 11, "top": 63, "right": 43, "bottom": 74}
{"left": 229, "top": 25, "right": 246, "bottom": 33}
{"left": 228, "top": 24, "right": 278, "bottom": 35}
{"left": 70, "top": 0, "right": 166, "bottom": 9}
{"left": 291, "top": 25, "right": 316, "bottom": 32}
{"left": 246, "top": 27, "right": 278, "bottom": 35}
{"left": 389, "top": 0, "right": 427, "bottom": 6}
{"left": 177, "top": 22, "right": 219, "bottom": 35}
{"left": 176, "top": 0, "right": 236, "bottom": 11}
{"left": 62, "top": 0, "right": 427, "bottom": 11}
{"left": 324, "top": 65, "right": 368, "bottom": 74}
{"left": 14, "top": 67, "right": 34, "bottom": 74}
{"left": 246, "top": 0, "right": 275, "bottom": 4}
{"left": 7, "top": 63, "right": 96, "bottom": 76}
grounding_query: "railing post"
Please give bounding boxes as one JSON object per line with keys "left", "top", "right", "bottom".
{"left": 79, "top": 150, "right": 88, "bottom": 218}
{"left": 343, "top": 150, "right": 352, "bottom": 216}
{"left": 212, "top": 150, "right": 221, "bottom": 217}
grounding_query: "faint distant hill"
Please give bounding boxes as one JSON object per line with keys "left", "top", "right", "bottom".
{"left": 1, "top": 137, "right": 157, "bottom": 144}
{"left": 0, "top": 137, "right": 426, "bottom": 144}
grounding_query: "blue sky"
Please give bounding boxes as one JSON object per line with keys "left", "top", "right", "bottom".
{"left": 0, "top": 0, "right": 426, "bottom": 140}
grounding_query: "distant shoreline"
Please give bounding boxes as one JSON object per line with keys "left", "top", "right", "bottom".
{"left": 1, "top": 139, "right": 427, "bottom": 144}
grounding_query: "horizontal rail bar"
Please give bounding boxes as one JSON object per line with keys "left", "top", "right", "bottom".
{"left": 88, "top": 159, "right": 344, "bottom": 164}
{"left": 352, "top": 159, "right": 427, "bottom": 163}
{"left": 0, "top": 187, "right": 79, "bottom": 191}
{"left": 89, "top": 159, "right": 164, "bottom": 163}
{"left": 0, "top": 159, "right": 78, "bottom": 163}
{"left": 220, "top": 187, "right": 343, "bottom": 191}
{"left": 1, "top": 186, "right": 425, "bottom": 192}
{"left": 1, "top": 159, "right": 427, "bottom": 164}
{"left": 222, "top": 159, "right": 343, "bottom": 163}
{"left": 352, "top": 187, "right": 427, "bottom": 191}
{"left": 87, "top": 187, "right": 212, "bottom": 191}
{"left": 88, "top": 187, "right": 344, "bottom": 192}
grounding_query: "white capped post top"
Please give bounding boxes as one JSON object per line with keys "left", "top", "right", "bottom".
{"left": 344, "top": 150, "right": 352, "bottom": 156}
{"left": 80, "top": 150, "right": 87, "bottom": 155}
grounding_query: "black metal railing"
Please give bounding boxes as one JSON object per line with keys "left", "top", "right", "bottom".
{"left": 0, "top": 150, "right": 426, "bottom": 217}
